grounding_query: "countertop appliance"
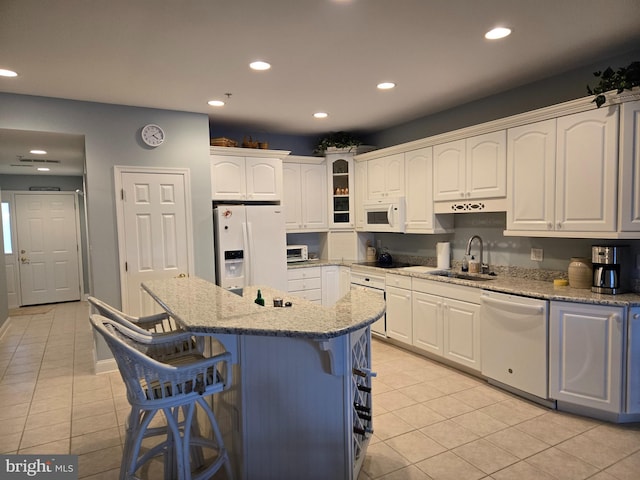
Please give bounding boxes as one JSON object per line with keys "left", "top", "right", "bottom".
{"left": 480, "top": 291, "right": 551, "bottom": 402}
{"left": 350, "top": 267, "right": 386, "bottom": 337}
{"left": 592, "top": 245, "right": 625, "bottom": 294}
{"left": 362, "top": 197, "right": 406, "bottom": 233}
{"left": 214, "top": 204, "right": 287, "bottom": 292}
{"left": 286, "top": 244, "right": 308, "bottom": 263}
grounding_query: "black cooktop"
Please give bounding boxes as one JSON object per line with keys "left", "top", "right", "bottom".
{"left": 354, "top": 261, "right": 413, "bottom": 269}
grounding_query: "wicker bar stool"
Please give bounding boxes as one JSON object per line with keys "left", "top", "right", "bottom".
{"left": 88, "top": 296, "right": 181, "bottom": 334}
{"left": 90, "top": 314, "right": 233, "bottom": 480}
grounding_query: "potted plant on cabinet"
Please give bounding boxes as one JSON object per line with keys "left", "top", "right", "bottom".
{"left": 313, "top": 131, "right": 362, "bottom": 156}
{"left": 587, "top": 60, "right": 639, "bottom": 107}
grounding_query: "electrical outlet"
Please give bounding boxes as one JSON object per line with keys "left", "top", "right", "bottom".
{"left": 531, "top": 248, "right": 543, "bottom": 262}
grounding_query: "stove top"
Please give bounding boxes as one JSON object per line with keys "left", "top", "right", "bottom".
{"left": 354, "top": 261, "right": 414, "bottom": 269}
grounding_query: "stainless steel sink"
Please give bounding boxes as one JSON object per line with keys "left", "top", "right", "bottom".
{"left": 428, "top": 271, "right": 496, "bottom": 281}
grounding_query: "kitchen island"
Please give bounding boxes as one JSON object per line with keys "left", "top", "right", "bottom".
{"left": 142, "top": 276, "right": 385, "bottom": 480}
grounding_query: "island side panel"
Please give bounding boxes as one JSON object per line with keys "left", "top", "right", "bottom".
{"left": 239, "top": 333, "right": 351, "bottom": 480}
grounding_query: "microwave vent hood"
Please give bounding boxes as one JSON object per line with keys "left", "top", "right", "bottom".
{"left": 434, "top": 198, "right": 507, "bottom": 214}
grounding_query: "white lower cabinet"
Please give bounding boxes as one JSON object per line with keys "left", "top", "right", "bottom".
{"left": 321, "top": 265, "right": 342, "bottom": 306}
{"left": 627, "top": 307, "right": 640, "bottom": 414}
{"left": 385, "top": 274, "right": 412, "bottom": 343}
{"left": 411, "top": 278, "right": 482, "bottom": 372}
{"left": 549, "top": 301, "right": 625, "bottom": 414}
{"left": 287, "top": 267, "right": 322, "bottom": 304}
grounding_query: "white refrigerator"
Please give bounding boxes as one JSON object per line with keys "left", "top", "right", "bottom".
{"left": 214, "top": 205, "right": 287, "bottom": 292}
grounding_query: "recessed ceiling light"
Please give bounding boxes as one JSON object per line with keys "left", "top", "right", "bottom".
{"left": 37, "top": 167, "right": 50, "bottom": 172}
{"left": 30, "top": 149, "right": 47, "bottom": 155}
{"left": 313, "top": 112, "right": 328, "bottom": 119}
{"left": 485, "top": 27, "right": 512, "bottom": 40}
{"left": 250, "top": 61, "right": 271, "bottom": 71}
{"left": 0, "top": 69, "right": 18, "bottom": 77}
{"left": 377, "top": 82, "right": 396, "bottom": 90}
{"left": 207, "top": 100, "right": 225, "bottom": 107}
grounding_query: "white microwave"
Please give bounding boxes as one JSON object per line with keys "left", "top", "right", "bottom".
{"left": 286, "top": 244, "right": 309, "bottom": 263}
{"left": 363, "top": 197, "right": 406, "bottom": 233}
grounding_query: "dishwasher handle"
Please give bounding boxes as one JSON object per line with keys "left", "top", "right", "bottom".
{"left": 480, "top": 293, "right": 545, "bottom": 315}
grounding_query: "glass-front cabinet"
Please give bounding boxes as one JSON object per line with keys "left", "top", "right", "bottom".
{"left": 326, "top": 151, "right": 355, "bottom": 229}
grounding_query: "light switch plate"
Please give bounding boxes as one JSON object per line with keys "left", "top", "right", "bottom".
{"left": 531, "top": 248, "right": 543, "bottom": 262}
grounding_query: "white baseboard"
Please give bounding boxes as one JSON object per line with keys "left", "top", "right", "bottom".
{"left": 0, "top": 317, "right": 11, "bottom": 340}
{"left": 94, "top": 357, "right": 118, "bottom": 374}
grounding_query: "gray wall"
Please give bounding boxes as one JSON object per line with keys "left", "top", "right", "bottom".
{"left": 0, "top": 93, "right": 212, "bottom": 359}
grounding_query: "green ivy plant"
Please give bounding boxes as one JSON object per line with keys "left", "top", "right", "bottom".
{"left": 587, "top": 61, "right": 640, "bottom": 108}
{"left": 313, "top": 131, "right": 361, "bottom": 155}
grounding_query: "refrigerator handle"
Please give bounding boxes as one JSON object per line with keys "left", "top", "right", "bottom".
{"left": 242, "top": 221, "right": 252, "bottom": 285}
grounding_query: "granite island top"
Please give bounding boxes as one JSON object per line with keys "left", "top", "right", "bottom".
{"left": 290, "top": 260, "right": 640, "bottom": 307}
{"left": 142, "top": 276, "right": 385, "bottom": 339}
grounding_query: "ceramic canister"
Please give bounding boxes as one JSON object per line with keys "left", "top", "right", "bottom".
{"left": 568, "top": 257, "right": 593, "bottom": 289}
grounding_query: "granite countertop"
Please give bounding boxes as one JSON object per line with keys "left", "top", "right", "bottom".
{"left": 142, "top": 276, "right": 385, "bottom": 339}
{"left": 289, "top": 260, "right": 640, "bottom": 307}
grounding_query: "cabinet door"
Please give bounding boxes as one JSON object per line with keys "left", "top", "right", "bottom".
{"left": 433, "top": 140, "right": 466, "bottom": 201}
{"left": 405, "top": 148, "right": 434, "bottom": 232}
{"left": 507, "top": 120, "right": 556, "bottom": 231}
{"left": 245, "top": 157, "right": 283, "bottom": 201}
{"left": 354, "top": 160, "right": 367, "bottom": 230}
{"left": 619, "top": 100, "right": 640, "bottom": 232}
{"left": 300, "top": 163, "right": 328, "bottom": 230}
{"left": 211, "top": 156, "right": 246, "bottom": 200}
{"left": 366, "top": 157, "right": 386, "bottom": 198}
{"left": 466, "top": 130, "right": 506, "bottom": 199}
{"left": 628, "top": 307, "right": 640, "bottom": 414}
{"left": 412, "top": 291, "right": 443, "bottom": 356}
{"left": 283, "top": 163, "right": 302, "bottom": 229}
{"left": 321, "top": 265, "right": 340, "bottom": 306}
{"left": 443, "top": 298, "right": 481, "bottom": 371}
{"left": 384, "top": 153, "right": 405, "bottom": 197}
{"left": 549, "top": 302, "right": 624, "bottom": 413}
{"left": 386, "top": 285, "right": 412, "bottom": 344}
{"left": 328, "top": 156, "right": 355, "bottom": 229}
{"left": 555, "top": 107, "right": 618, "bottom": 232}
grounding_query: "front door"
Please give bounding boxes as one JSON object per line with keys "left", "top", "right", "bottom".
{"left": 15, "top": 192, "right": 81, "bottom": 306}
{"left": 115, "top": 167, "right": 193, "bottom": 316}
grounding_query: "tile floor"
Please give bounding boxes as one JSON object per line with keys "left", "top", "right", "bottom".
{"left": 1, "top": 300, "right": 639, "bottom": 479}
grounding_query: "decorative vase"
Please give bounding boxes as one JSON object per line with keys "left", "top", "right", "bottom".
{"left": 568, "top": 257, "right": 593, "bottom": 289}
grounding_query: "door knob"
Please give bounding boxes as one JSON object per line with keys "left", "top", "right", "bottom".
{"left": 20, "top": 257, "right": 30, "bottom": 264}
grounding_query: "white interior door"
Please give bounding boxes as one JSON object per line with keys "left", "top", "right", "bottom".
{"left": 15, "top": 192, "right": 81, "bottom": 306}
{"left": 116, "top": 168, "right": 193, "bottom": 316}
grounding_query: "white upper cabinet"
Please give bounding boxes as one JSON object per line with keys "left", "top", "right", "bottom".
{"left": 211, "top": 150, "right": 285, "bottom": 201}
{"left": 507, "top": 106, "right": 619, "bottom": 235}
{"left": 367, "top": 153, "right": 405, "bottom": 198}
{"left": 507, "top": 119, "right": 557, "bottom": 231}
{"left": 326, "top": 154, "right": 355, "bottom": 229}
{"left": 404, "top": 148, "right": 453, "bottom": 234}
{"left": 354, "top": 160, "right": 367, "bottom": 231}
{"left": 619, "top": 100, "right": 640, "bottom": 232}
{"left": 433, "top": 130, "right": 506, "bottom": 202}
{"left": 555, "top": 107, "right": 618, "bottom": 232}
{"left": 283, "top": 160, "right": 327, "bottom": 232}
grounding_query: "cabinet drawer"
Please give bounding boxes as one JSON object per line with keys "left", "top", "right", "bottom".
{"left": 287, "top": 267, "right": 322, "bottom": 280}
{"left": 288, "top": 277, "right": 322, "bottom": 292}
{"left": 289, "top": 289, "right": 322, "bottom": 302}
{"left": 386, "top": 273, "right": 412, "bottom": 289}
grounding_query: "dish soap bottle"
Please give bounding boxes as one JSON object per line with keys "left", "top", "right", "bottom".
{"left": 255, "top": 289, "right": 265, "bottom": 306}
{"left": 461, "top": 255, "right": 469, "bottom": 272}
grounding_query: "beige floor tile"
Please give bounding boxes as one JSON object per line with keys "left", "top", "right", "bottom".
{"left": 515, "top": 414, "right": 583, "bottom": 445}
{"left": 450, "top": 410, "right": 509, "bottom": 437}
{"left": 73, "top": 398, "right": 115, "bottom": 421}
{"left": 452, "top": 438, "right": 519, "bottom": 474}
{"left": 490, "top": 460, "right": 557, "bottom": 480}
{"left": 77, "top": 444, "right": 123, "bottom": 478}
{"left": 378, "top": 465, "right": 433, "bottom": 480}
{"left": 393, "top": 403, "right": 446, "bottom": 429}
{"left": 362, "top": 441, "right": 412, "bottom": 479}
{"left": 526, "top": 447, "right": 599, "bottom": 480}
{"left": 72, "top": 411, "right": 119, "bottom": 437}
{"left": 0, "top": 431, "right": 22, "bottom": 454}
{"left": 420, "top": 419, "right": 480, "bottom": 449}
{"left": 398, "top": 381, "right": 447, "bottom": 403}
{"left": 557, "top": 431, "right": 629, "bottom": 469}
{"left": 424, "top": 374, "right": 479, "bottom": 395}
{"left": 604, "top": 450, "right": 640, "bottom": 480}
{"left": 386, "top": 430, "right": 447, "bottom": 463}
{"left": 580, "top": 423, "right": 640, "bottom": 456}
{"left": 29, "top": 394, "right": 73, "bottom": 415}
{"left": 416, "top": 451, "right": 485, "bottom": 480}
{"left": 71, "top": 427, "right": 122, "bottom": 455}
{"left": 24, "top": 405, "right": 71, "bottom": 430}
{"left": 423, "top": 395, "right": 475, "bottom": 418}
{"left": 479, "top": 397, "right": 546, "bottom": 426}
{"left": 19, "top": 439, "right": 70, "bottom": 454}
{"left": 375, "top": 389, "right": 418, "bottom": 412}
{"left": 376, "top": 370, "right": 423, "bottom": 390}
{"left": 485, "top": 426, "right": 550, "bottom": 459}
{"left": 79, "top": 468, "right": 121, "bottom": 480}
{"left": 450, "top": 384, "right": 510, "bottom": 409}
{"left": 374, "top": 412, "right": 416, "bottom": 441}
{"left": 20, "top": 421, "right": 71, "bottom": 450}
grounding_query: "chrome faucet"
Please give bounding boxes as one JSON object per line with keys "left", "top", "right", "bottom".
{"left": 465, "top": 235, "right": 488, "bottom": 274}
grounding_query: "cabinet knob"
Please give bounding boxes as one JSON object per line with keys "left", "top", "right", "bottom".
{"left": 633, "top": 313, "right": 639, "bottom": 320}
{"left": 547, "top": 222, "right": 553, "bottom": 230}
{"left": 557, "top": 222, "right": 562, "bottom": 229}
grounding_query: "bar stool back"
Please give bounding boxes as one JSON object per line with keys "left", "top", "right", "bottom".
{"left": 90, "top": 314, "right": 233, "bottom": 480}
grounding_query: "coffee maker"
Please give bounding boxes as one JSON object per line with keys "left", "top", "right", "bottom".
{"left": 591, "top": 245, "right": 626, "bottom": 294}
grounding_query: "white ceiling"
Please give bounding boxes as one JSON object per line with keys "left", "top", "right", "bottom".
{"left": 1, "top": 0, "right": 639, "bottom": 175}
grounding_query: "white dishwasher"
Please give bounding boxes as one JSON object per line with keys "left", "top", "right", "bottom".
{"left": 480, "top": 291, "right": 549, "bottom": 400}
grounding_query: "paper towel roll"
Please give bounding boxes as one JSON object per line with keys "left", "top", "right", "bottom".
{"left": 437, "top": 242, "right": 451, "bottom": 269}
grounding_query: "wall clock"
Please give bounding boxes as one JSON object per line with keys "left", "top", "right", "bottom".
{"left": 141, "top": 124, "right": 165, "bottom": 147}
